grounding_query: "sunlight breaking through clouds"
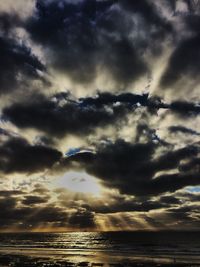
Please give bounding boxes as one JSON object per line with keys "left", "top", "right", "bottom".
{"left": 55, "top": 171, "right": 101, "bottom": 196}
{"left": 0, "top": 0, "right": 199, "bottom": 233}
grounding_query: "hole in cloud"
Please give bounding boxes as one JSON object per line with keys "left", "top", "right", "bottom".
{"left": 55, "top": 171, "right": 101, "bottom": 196}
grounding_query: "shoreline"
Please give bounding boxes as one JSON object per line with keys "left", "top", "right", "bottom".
{"left": 0, "top": 248, "right": 200, "bottom": 266}
{"left": 0, "top": 254, "right": 200, "bottom": 267}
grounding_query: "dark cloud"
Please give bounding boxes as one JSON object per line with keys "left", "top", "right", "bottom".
{"left": 149, "top": 145, "right": 198, "bottom": 172}
{"left": 169, "top": 100, "right": 200, "bottom": 116}
{"left": 25, "top": 0, "right": 173, "bottom": 85}
{"left": 22, "top": 195, "right": 50, "bottom": 206}
{"left": 0, "top": 0, "right": 199, "bottom": 231}
{"left": 0, "top": 127, "right": 15, "bottom": 137}
{"left": 0, "top": 136, "right": 62, "bottom": 174}
{"left": 24, "top": 205, "right": 68, "bottom": 227}
{"left": 0, "top": 11, "right": 49, "bottom": 94}
{"left": 3, "top": 93, "right": 130, "bottom": 137}
{"left": 58, "top": 139, "right": 200, "bottom": 196}
{"left": 55, "top": 186, "right": 171, "bottom": 214}
{"left": 99, "top": 36, "right": 147, "bottom": 85}
{"left": 68, "top": 209, "right": 96, "bottom": 228}
{"left": 135, "top": 123, "right": 170, "bottom": 145}
{"left": 0, "top": 191, "right": 96, "bottom": 230}
{"left": 184, "top": 0, "right": 200, "bottom": 14}
{"left": 159, "top": 195, "right": 181, "bottom": 205}
{"left": 179, "top": 157, "right": 200, "bottom": 173}
{"left": 0, "top": 204, "right": 68, "bottom": 230}
{"left": 0, "top": 12, "right": 21, "bottom": 34}
{"left": 3, "top": 92, "right": 200, "bottom": 139}
{"left": 148, "top": 172, "right": 200, "bottom": 195}
{"left": 26, "top": 0, "right": 99, "bottom": 83}
{"left": 0, "top": 190, "right": 25, "bottom": 197}
{"left": 88, "top": 199, "right": 167, "bottom": 214}
{"left": 160, "top": 34, "right": 200, "bottom": 88}
{"left": 31, "top": 184, "right": 51, "bottom": 195}
{"left": 164, "top": 204, "right": 200, "bottom": 228}
{"left": 120, "top": 0, "right": 172, "bottom": 36}
{"left": 167, "top": 0, "right": 176, "bottom": 12}
{"left": 80, "top": 92, "right": 150, "bottom": 108}
{"left": 142, "top": 210, "right": 200, "bottom": 230}
{"left": 102, "top": 0, "right": 172, "bottom": 56}
{"left": 169, "top": 125, "right": 200, "bottom": 136}
{"left": 0, "top": 192, "right": 68, "bottom": 229}
{"left": 176, "top": 191, "right": 200, "bottom": 202}
{"left": 168, "top": 205, "right": 198, "bottom": 213}
{"left": 184, "top": 13, "right": 200, "bottom": 33}
{"left": 0, "top": 35, "right": 46, "bottom": 93}
{"left": 0, "top": 197, "right": 20, "bottom": 227}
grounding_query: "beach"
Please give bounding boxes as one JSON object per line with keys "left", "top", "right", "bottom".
{"left": 0, "top": 254, "right": 200, "bottom": 267}
{"left": 0, "top": 232, "right": 200, "bottom": 267}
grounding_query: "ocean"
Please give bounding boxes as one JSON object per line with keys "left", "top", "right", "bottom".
{"left": 0, "top": 231, "right": 200, "bottom": 266}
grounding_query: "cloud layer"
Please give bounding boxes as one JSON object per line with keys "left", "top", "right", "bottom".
{"left": 0, "top": 0, "right": 199, "bottom": 231}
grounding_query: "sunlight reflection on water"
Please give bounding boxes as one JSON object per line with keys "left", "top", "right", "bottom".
{"left": 0, "top": 232, "right": 200, "bottom": 264}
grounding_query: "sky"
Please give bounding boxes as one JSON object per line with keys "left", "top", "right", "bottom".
{"left": 0, "top": 0, "right": 200, "bottom": 232}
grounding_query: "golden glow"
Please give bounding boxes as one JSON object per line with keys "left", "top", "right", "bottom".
{"left": 56, "top": 171, "right": 101, "bottom": 196}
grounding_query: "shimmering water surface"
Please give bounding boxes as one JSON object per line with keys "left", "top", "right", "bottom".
{"left": 0, "top": 232, "right": 200, "bottom": 264}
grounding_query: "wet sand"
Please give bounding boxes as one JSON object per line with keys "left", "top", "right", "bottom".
{"left": 1, "top": 247, "right": 200, "bottom": 265}
{"left": 0, "top": 254, "right": 199, "bottom": 267}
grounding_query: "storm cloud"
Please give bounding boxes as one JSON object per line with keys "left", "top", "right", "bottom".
{"left": 57, "top": 139, "right": 200, "bottom": 196}
{"left": 24, "top": 0, "right": 173, "bottom": 85}
{"left": 3, "top": 92, "right": 200, "bottom": 138}
{"left": 0, "top": 30, "right": 46, "bottom": 93}
{"left": 0, "top": 136, "right": 62, "bottom": 174}
{"left": 3, "top": 93, "right": 130, "bottom": 137}
{"left": 0, "top": 0, "right": 199, "bottom": 231}
{"left": 160, "top": 34, "right": 200, "bottom": 88}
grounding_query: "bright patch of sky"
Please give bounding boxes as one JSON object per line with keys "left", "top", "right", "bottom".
{"left": 186, "top": 186, "right": 200, "bottom": 193}
{"left": 65, "top": 148, "right": 95, "bottom": 157}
